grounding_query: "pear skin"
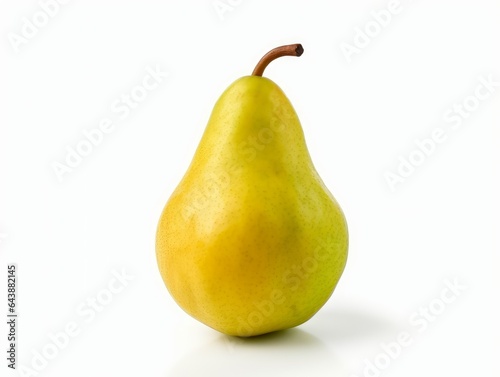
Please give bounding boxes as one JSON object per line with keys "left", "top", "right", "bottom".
{"left": 156, "top": 44, "right": 348, "bottom": 337}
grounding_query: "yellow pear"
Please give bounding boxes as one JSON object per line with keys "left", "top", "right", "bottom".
{"left": 156, "top": 44, "right": 348, "bottom": 337}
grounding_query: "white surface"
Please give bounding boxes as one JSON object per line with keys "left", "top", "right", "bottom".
{"left": 1, "top": 1, "right": 499, "bottom": 376}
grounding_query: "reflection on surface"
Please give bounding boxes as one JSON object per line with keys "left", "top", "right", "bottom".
{"left": 167, "top": 328, "right": 347, "bottom": 377}
{"left": 167, "top": 305, "right": 400, "bottom": 377}
{"left": 308, "top": 306, "right": 400, "bottom": 343}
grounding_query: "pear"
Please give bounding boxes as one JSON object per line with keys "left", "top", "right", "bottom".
{"left": 156, "top": 44, "right": 348, "bottom": 337}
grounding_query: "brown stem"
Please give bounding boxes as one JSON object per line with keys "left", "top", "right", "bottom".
{"left": 252, "top": 44, "right": 304, "bottom": 77}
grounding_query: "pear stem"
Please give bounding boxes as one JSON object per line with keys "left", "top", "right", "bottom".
{"left": 251, "top": 44, "right": 304, "bottom": 77}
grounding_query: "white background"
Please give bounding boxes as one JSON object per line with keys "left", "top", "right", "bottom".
{"left": 1, "top": 0, "right": 499, "bottom": 376}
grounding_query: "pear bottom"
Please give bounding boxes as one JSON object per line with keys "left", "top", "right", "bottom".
{"left": 156, "top": 203, "right": 348, "bottom": 337}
